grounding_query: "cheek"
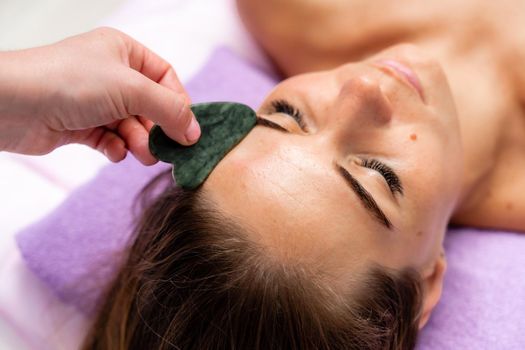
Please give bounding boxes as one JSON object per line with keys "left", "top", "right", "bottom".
{"left": 402, "top": 137, "right": 460, "bottom": 223}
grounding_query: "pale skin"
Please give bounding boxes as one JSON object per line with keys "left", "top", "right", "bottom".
{"left": 0, "top": 27, "right": 201, "bottom": 164}
{"left": 200, "top": 0, "right": 525, "bottom": 329}
{"left": 204, "top": 44, "right": 459, "bottom": 329}
{"left": 236, "top": 0, "right": 525, "bottom": 230}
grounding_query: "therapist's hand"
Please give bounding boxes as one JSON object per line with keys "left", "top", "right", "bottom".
{"left": 0, "top": 27, "right": 200, "bottom": 165}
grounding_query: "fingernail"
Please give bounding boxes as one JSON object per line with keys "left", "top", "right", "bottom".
{"left": 103, "top": 147, "right": 115, "bottom": 162}
{"left": 185, "top": 115, "right": 201, "bottom": 143}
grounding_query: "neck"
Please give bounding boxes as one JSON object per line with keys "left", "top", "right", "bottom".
{"left": 411, "top": 30, "right": 522, "bottom": 221}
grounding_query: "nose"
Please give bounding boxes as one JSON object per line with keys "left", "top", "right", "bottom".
{"left": 334, "top": 75, "right": 393, "bottom": 131}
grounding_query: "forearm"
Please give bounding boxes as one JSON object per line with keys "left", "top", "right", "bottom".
{"left": 0, "top": 50, "right": 30, "bottom": 152}
{"left": 0, "top": 51, "right": 22, "bottom": 119}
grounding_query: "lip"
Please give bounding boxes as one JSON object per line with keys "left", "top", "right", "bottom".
{"left": 373, "top": 59, "right": 425, "bottom": 102}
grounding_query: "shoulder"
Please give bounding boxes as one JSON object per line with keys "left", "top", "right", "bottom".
{"left": 452, "top": 137, "right": 525, "bottom": 232}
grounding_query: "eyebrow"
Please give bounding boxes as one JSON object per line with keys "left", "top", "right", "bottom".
{"left": 255, "top": 116, "right": 393, "bottom": 230}
{"left": 333, "top": 163, "right": 393, "bottom": 229}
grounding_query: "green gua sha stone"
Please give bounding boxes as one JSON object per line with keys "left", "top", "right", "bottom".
{"left": 149, "top": 102, "right": 257, "bottom": 189}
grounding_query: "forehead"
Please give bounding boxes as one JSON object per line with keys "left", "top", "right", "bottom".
{"left": 203, "top": 126, "right": 387, "bottom": 270}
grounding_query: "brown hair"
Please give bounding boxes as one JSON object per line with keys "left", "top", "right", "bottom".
{"left": 82, "top": 170, "right": 423, "bottom": 350}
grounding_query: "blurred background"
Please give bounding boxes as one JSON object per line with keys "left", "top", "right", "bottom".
{"left": 0, "top": 0, "right": 126, "bottom": 50}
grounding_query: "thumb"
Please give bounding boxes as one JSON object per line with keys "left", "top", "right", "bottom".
{"left": 124, "top": 72, "right": 201, "bottom": 146}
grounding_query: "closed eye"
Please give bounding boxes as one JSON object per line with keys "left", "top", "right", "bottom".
{"left": 271, "top": 99, "right": 309, "bottom": 132}
{"left": 262, "top": 100, "right": 404, "bottom": 198}
{"left": 255, "top": 116, "right": 289, "bottom": 132}
{"left": 254, "top": 113, "right": 395, "bottom": 230}
{"left": 361, "top": 158, "right": 404, "bottom": 196}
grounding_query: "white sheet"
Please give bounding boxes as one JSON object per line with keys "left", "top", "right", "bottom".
{"left": 0, "top": 0, "right": 256, "bottom": 348}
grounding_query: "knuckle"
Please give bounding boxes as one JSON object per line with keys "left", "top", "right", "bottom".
{"left": 92, "top": 26, "right": 120, "bottom": 37}
{"left": 173, "top": 97, "right": 192, "bottom": 127}
{"left": 91, "top": 27, "right": 128, "bottom": 49}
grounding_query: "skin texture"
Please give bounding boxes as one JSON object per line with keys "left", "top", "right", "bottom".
{"left": 236, "top": 0, "right": 525, "bottom": 231}
{"left": 210, "top": 0, "right": 525, "bottom": 328}
{"left": 0, "top": 27, "right": 201, "bottom": 164}
{"left": 203, "top": 44, "right": 460, "bottom": 328}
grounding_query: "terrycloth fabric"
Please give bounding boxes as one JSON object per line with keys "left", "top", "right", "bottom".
{"left": 16, "top": 48, "right": 525, "bottom": 349}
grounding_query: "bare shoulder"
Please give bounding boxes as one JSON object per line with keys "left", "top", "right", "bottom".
{"left": 452, "top": 121, "right": 525, "bottom": 232}
{"left": 450, "top": 12, "right": 525, "bottom": 232}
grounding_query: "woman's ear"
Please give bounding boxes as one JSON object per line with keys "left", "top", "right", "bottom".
{"left": 418, "top": 249, "right": 447, "bottom": 330}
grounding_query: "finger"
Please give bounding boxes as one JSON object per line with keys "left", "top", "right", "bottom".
{"left": 104, "top": 120, "right": 121, "bottom": 131}
{"left": 122, "top": 33, "right": 190, "bottom": 100}
{"left": 137, "top": 115, "right": 155, "bottom": 133}
{"left": 123, "top": 71, "right": 201, "bottom": 145}
{"left": 77, "top": 127, "right": 127, "bottom": 162}
{"left": 102, "top": 132, "right": 128, "bottom": 162}
{"left": 117, "top": 117, "right": 158, "bottom": 166}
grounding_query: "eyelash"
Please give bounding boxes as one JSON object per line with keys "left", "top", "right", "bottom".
{"left": 361, "top": 158, "right": 403, "bottom": 195}
{"left": 272, "top": 100, "right": 308, "bottom": 130}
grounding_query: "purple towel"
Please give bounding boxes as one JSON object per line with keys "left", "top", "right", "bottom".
{"left": 16, "top": 48, "right": 525, "bottom": 349}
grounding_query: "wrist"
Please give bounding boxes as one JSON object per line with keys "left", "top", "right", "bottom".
{"left": 0, "top": 50, "right": 38, "bottom": 117}
{"left": 0, "top": 51, "right": 17, "bottom": 117}
{"left": 0, "top": 50, "right": 43, "bottom": 153}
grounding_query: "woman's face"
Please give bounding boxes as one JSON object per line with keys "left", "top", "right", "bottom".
{"left": 204, "top": 44, "right": 462, "bottom": 279}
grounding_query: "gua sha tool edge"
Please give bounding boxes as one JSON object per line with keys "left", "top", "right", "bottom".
{"left": 149, "top": 102, "right": 257, "bottom": 189}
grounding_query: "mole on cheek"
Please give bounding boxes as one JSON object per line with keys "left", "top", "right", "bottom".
{"left": 410, "top": 134, "right": 418, "bottom": 141}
